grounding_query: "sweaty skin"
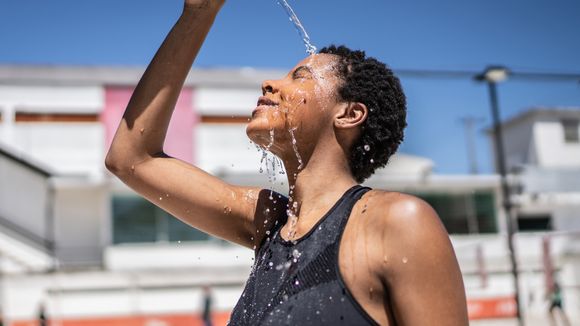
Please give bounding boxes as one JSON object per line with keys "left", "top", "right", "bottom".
{"left": 105, "top": 1, "right": 469, "bottom": 325}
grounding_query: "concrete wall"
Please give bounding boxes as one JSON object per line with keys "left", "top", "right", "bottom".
{"left": 2, "top": 270, "right": 245, "bottom": 323}
{"left": 194, "top": 87, "right": 260, "bottom": 116}
{"left": 13, "top": 123, "right": 104, "bottom": 176}
{"left": 53, "top": 182, "right": 109, "bottom": 266}
{"left": 0, "top": 152, "right": 49, "bottom": 242}
{"left": 501, "top": 118, "right": 535, "bottom": 171}
{"left": 533, "top": 120, "right": 580, "bottom": 168}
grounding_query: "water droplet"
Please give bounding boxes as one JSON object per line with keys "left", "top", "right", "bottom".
{"left": 294, "top": 280, "right": 300, "bottom": 286}
{"left": 402, "top": 256, "right": 408, "bottom": 264}
{"left": 223, "top": 206, "right": 232, "bottom": 214}
{"left": 130, "top": 165, "right": 135, "bottom": 173}
{"left": 364, "top": 144, "right": 370, "bottom": 151}
{"left": 159, "top": 197, "right": 163, "bottom": 201}
{"left": 268, "top": 261, "right": 274, "bottom": 267}
{"left": 266, "top": 230, "right": 271, "bottom": 235}
{"left": 370, "top": 158, "right": 375, "bottom": 163}
{"left": 139, "top": 128, "right": 144, "bottom": 134}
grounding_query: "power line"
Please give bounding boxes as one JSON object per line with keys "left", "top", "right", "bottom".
{"left": 393, "top": 68, "right": 580, "bottom": 82}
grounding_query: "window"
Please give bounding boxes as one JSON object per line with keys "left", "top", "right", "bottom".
{"left": 517, "top": 214, "right": 552, "bottom": 232}
{"left": 562, "top": 119, "right": 579, "bottom": 143}
{"left": 112, "top": 195, "right": 211, "bottom": 244}
{"left": 413, "top": 191, "right": 497, "bottom": 234}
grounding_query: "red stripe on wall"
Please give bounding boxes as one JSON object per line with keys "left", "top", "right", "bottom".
{"left": 467, "top": 296, "right": 517, "bottom": 320}
{"left": 11, "top": 311, "right": 231, "bottom": 326}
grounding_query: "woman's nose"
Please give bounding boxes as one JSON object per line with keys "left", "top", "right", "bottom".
{"left": 261, "top": 80, "right": 276, "bottom": 95}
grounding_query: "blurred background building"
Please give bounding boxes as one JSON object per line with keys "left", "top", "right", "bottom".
{"left": 0, "top": 65, "right": 579, "bottom": 325}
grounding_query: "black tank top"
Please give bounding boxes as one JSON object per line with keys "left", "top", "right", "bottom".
{"left": 229, "top": 185, "right": 378, "bottom": 325}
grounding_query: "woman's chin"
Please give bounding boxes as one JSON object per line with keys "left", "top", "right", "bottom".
{"left": 246, "top": 121, "right": 269, "bottom": 146}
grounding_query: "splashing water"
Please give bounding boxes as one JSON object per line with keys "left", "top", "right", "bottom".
{"left": 288, "top": 128, "right": 303, "bottom": 171}
{"left": 258, "top": 129, "right": 287, "bottom": 188}
{"left": 276, "top": 0, "right": 317, "bottom": 55}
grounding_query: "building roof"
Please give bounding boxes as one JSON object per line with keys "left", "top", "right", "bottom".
{"left": 0, "top": 65, "right": 287, "bottom": 88}
{"left": 487, "top": 107, "right": 580, "bottom": 132}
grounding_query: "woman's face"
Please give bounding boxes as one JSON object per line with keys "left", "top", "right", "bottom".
{"left": 246, "top": 53, "right": 343, "bottom": 159}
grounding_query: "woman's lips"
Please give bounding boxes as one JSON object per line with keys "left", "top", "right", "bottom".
{"left": 252, "top": 97, "right": 279, "bottom": 117}
{"left": 257, "top": 96, "right": 278, "bottom": 106}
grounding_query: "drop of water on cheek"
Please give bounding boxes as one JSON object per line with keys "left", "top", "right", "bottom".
{"left": 139, "top": 128, "right": 144, "bottom": 134}
{"left": 402, "top": 256, "right": 408, "bottom": 264}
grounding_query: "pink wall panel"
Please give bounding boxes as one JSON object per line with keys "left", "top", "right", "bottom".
{"left": 102, "top": 87, "right": 196, "bottom": 163}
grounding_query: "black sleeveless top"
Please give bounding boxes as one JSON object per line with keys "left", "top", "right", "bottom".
{"left": 229, "top": 185, "right": 378, "bottom": 325}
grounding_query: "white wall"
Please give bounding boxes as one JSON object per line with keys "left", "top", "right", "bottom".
{"left": 501, "top": 119, "right": 536, "bottom": 170}
{"left": 13, "top": 123, "right": 105, "bottom": 176}
{"left": 2, "top": 270, "right": 246, "bottom": 322}
{"left": 53, "top": 183, "right": 109, "bottom": 266}
{"left": 0, "top": 152, "right": 49, "bottom": 240}
{"left": 195, "top": 87, "right": 261, "bottom": 116}
{"left": 533, "top": 120, "right": 580, "bottom": 168}
{"left": 195, "top": 124, "right": 265, "bottom": 175}
{"left": 0, "top": 84, "right": 105, "bottom": 177}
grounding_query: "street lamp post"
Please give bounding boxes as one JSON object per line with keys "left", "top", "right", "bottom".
{"left": 475, "top": 66, "right": 523, "bottom": 326}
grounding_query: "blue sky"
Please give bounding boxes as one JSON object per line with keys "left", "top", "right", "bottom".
{"left": 1, "top": 0, "right": 579, "bottom": 174}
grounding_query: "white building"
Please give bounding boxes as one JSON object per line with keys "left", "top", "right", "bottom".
{"left": 495, "top": 108, "right": 580, "bottom": 232}
{"left": 0, "top": 66, "right": 578, "bottom": 325}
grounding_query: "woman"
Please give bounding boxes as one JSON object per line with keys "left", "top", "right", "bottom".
{"left": 105, "top": 1, "right": 468, "bottom": 324}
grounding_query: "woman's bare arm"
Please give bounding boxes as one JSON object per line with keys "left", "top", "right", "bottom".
{"left": 105, "top": 0, "right": 266, "bottom": 248}
{"left": 380, "top": 195, "right": 469, "bottom": 325}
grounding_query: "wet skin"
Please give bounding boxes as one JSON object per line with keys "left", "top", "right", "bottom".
{"left": 105, "top": 1, "right": 468, "bottom": 325}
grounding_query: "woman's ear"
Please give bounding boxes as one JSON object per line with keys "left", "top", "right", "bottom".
{"left": 334, "top": 102, "right": 368, "bottom": 129}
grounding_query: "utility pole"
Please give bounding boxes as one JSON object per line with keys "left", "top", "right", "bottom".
{"left": 476, "top": 66, "right": 523, "bottom": 326}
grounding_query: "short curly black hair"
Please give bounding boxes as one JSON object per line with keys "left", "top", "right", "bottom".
{"left": 319, "top": 45, "right": 407, "bottom": 183}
